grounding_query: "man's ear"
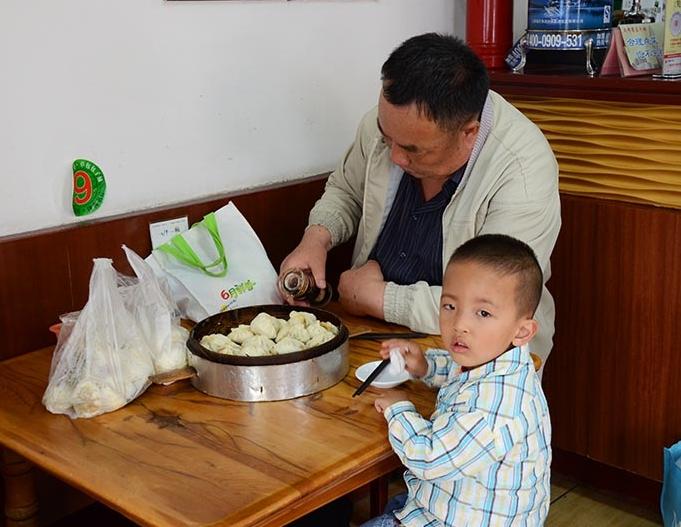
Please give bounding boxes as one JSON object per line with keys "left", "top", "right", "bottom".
{"left": 511, "top": 318, "right": 538, "bottom": 348}
{"left": 460, "top": 119, "right": 480, "bottom": 147}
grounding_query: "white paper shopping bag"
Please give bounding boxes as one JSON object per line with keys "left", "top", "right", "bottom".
{"left": 147, "top": 202, "right": 281, "bottom": 321}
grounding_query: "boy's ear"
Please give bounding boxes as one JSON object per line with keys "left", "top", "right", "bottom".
{"left": 511, "top": 318, "right": 538, "bottom": 347}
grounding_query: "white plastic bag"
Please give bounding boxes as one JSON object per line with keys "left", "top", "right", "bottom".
{"left": 122, "top": 245, "right": 188, "bottom": 374}
{"left": 146, "top": 202, "right": 281, "bottom": 322}
{"left": 43, "top": 258, "right": 155, "bottom": 418}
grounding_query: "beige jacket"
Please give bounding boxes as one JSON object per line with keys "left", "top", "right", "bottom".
{"left": 309, "top": 91, "right": 561, "bottom": 366}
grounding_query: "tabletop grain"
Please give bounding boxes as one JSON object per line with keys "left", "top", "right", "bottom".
{"left": 0, "top": 304, "right": 440, "bottom": 527}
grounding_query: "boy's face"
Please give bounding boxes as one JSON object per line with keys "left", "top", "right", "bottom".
{"left": 439, "top": 260, "right": 538, "bottom": 369}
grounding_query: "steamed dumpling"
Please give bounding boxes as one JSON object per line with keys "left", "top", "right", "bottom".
{"left": 43, "top": 383, "right": 74, "bottom": 414}
{"left": 289, "top": 311, "right": 317, "bottom": 327}
{"left": 155, "top": 325, "right": 189, "bottom": 372}
{"left": 199, "top": 311, "right": 340, "bottom": 358}
{"left": 307, "top": 331, "right": 335, "bottom": 348}
{"left": 214, "top": 339, "right": 243, "bottom": 355}
{"left": 286, "top": 322, "right": 311, "bottom": 343}
{"left": 72, "top": 379, "right": 126, "bottom": 418}
{"left": 200, "top": 333, "right": 234, "bottom": 352}
{"left": 228, "top": 324, "right": 254, "bottom": 344}
{"left": 272, "top": 317, "right": 286, "bottom": 332}
{"left": 275, "top": 324, "right": 291, "bottom": 343}
{"left": 274, "top": 337, "right": 305, "bottom": 354}
{"left": 240, "top": 335, "right": 275, "bottom": 356}
{"left": 250, "top": 312, "right": 279, "bottom": 339}
{"left": 320, "top": 321, "right": 339, "bottom": 335}
{"left": 201, "top": 333, "right": 242, "bottom": 355}
{"left": 307, "top": 321, "right": 334, "bottom": 341}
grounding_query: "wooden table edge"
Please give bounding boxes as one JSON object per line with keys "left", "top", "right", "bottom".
{"left": 242, "top": 451, "right": 402, "bottom": 527}
{"left": 0, "top": 437, "right": 402, "bottom": 527}
{"left": 0, "top": 315, "right": 431, "bottom": 527}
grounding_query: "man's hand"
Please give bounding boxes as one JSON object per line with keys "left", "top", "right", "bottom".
{"left": 375, "top": 389, "right": 410, "bottom": 414}
{"left": 338, "top": 260, "right": 386, "bottom": 318}
{"left": 379, "top": 339, "right": 428, "bottom": 378}
{"left": 279, "top": 225, "right": 332, "bottom": 304}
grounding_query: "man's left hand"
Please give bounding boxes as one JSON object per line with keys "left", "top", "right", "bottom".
{"left": 338, "top": 260, "right": 386, "bottom": 318}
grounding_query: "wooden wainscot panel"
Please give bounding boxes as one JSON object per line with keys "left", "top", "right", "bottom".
{"left": 490, "top": 73, "right": 681, "bottom": 487}
{"left": 0, "top": 176, "right": 352, "bottom": 362}
{"left": 544, "top": 194, "right": 681, "bottom": 481}
{"left": 542, "top": 196, "right": 596, "bottom": 457}
{"left": 503, "top": 95, "right": 681, "bottom": 209}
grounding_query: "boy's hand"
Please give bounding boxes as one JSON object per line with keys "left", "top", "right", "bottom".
{"left": 379, "top": 339, "right": 428, "bottom": 378}
{"left": 374, "top": 389, "right": 410, "bottom": 413}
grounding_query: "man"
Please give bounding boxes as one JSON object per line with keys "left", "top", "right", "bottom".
{"left": 280, "top": 33, "right": 560, "bottom": 368}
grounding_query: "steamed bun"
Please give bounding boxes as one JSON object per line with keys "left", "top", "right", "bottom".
{"left": 200, "top": 311, "right": 339, "bottom": 357}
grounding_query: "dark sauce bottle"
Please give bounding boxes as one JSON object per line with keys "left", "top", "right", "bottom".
{"left": 279, "top": 268, "right": 333, "bottom": 306}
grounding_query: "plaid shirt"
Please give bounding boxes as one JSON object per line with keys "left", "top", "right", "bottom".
{"left": 384, "top": 346, "right": 551, "bottom": 527}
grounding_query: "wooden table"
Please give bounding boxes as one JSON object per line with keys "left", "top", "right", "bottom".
{"left": 0, "top": 305, "right": 439, "bottom": 527}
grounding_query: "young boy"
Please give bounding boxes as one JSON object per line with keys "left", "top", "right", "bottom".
{"left": 362, "top": 234, "right": 551, "bottom": 527}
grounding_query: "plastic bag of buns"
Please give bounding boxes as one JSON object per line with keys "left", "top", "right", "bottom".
{"left": 121, "top": 245, "right": 188, "bottom": 374}
{"left": 43, "top": 258, "right": 155, "bottom": 418}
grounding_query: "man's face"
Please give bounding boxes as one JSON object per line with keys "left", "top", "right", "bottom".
{"left": 439, "top": 260, "right": 536, "bottom": 369}
{"left": 377, "top": 91, "right": 479, "bottom": 182}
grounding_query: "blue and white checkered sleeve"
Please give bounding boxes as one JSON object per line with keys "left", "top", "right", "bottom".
{"left": 420, "top": 348, "right": 452, "bottom": 388}
{"left": 384, "top": 403, "right": 505, "bottom": 483}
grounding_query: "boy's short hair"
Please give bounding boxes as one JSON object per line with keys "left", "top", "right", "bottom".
{"left": 448, "top": 234, "right": 543, "bottom": 317}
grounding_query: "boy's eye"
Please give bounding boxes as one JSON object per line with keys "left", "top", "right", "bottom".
{"left": 442, "top": 303, "right": 455, "bottom": 311}
{"left": 477, "top": 310, "right": 492, "bottom": 318}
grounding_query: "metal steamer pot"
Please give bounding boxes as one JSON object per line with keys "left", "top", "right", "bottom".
{"left": 186, "top": 305, "right": 349, "bottom": 402}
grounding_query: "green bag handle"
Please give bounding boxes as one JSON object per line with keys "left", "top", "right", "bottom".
{"left": 157, "top": 212, "right": 228, "bottom": 277}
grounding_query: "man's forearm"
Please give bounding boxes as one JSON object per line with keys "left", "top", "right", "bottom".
{"left": 302, "top": 224, "right": 333, "bottom": 252}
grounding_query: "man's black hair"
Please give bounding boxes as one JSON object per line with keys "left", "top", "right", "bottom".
{"left": 448, "top": 234, "right": 543, "bottom": 317}
{"left": 381, "top": 33, "right": 489, "bottom": 132}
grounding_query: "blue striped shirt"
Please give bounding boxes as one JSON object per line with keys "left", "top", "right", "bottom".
{"left": 368, "top": 168, "right": 464, "bottom": 286}
{"left": 383, "top": 346, "right": 552, "bottom": 526}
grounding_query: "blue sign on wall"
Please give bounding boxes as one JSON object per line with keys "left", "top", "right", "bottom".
{"left": 528, "top": 0, "right": 613, "bottom": 31}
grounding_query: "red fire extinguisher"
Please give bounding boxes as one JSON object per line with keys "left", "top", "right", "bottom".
{"left": 466, "top": 0, "right": 513, "bottom": 70}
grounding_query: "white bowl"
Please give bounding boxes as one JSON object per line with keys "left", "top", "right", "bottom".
{"left": 355, "top": 360, "right": 410, "bottom": 389}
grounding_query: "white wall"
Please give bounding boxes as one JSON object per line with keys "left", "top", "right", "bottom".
{"left": 0, "top": 0, "right": 455, "bottom": 237}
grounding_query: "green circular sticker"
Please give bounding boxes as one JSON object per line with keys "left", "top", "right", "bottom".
{"left": 72, "top": 159, "right": 106, "bottom": 217}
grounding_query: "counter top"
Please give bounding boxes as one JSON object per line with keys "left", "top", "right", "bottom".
{"left": 490, "top": 70, "right": 681, "bottom": 105}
